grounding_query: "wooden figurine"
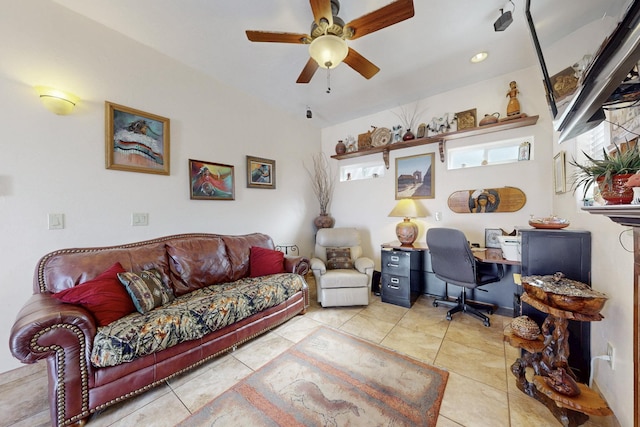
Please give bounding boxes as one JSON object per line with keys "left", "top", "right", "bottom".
{"left": 506, "top": 80, "right": 521, "bottom": 116}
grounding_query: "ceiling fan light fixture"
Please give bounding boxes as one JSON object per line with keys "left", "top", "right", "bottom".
{"left": 309, "top": 34, "right": 348, "bottom": 69}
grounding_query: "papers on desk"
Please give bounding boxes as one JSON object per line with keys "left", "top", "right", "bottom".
{"left": 471, "top": 247, "right": 486, "bottom": 252}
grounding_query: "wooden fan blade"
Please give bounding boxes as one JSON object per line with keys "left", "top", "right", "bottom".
{"left": 345, "top": 0, "right": 414, "bottom": 40}
{"left": 310, "top": 0, "right": 333, "bottom": 28}
{"left": 296, "top": 58, "right": 320, "bottom": 83}
{"left": 343, "top": 48, "right": 380, "bottom": 79}
{"left": 246, "top": 30, "right": 309, "bottom": 44}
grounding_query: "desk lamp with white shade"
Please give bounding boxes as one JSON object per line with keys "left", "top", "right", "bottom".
{"left": 388, "top": 199, "right": 428, "bottom": 246}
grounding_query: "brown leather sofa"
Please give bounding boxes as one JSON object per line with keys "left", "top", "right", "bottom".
{"left": 9, "top": 233, "right": 309, "bottom": 427}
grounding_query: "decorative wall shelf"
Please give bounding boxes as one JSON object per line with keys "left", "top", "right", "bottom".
{"left": 331, "top": 115, "right": 539, "bottom": 167}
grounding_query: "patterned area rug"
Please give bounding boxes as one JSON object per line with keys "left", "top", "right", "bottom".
{"left": 178, "top": 326, "right": 449, "bottom": 426}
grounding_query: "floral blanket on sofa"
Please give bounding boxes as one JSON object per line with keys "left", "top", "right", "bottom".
{"left": 91, "top": 273, "right": 304, "bottom": 367}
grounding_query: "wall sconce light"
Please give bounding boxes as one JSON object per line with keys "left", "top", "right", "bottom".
{"left": 388, "top": 199, "right": 429, "bottom": 246}
{"left": 34, "top": 86, "right": 79, "bottom": 115}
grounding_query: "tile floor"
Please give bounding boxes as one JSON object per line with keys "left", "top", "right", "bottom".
{"left": 1, "top": 276, "right": 620, "bottom": 427}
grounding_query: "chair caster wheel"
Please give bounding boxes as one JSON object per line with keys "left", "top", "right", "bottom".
{"left": 446, "top": 313, "right": 452, "bottom": 321}
{"left": 487, "top": 309, "right": 493, "bottom": 315}
{"left": 483, "top": 319, "right": 491, "bottom": 327}
{"left": 433, "top": 301, "right": 439, "bottom": 307}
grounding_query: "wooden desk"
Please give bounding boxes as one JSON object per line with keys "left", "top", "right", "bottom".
{"left": 381, "top": 241, "right": 521, "bottom": 266}
{"left": 381, "top": 241, "right": 519, "bottom": 311}
{"left": 473, "top": 248, "right": 521, "bottom": 266}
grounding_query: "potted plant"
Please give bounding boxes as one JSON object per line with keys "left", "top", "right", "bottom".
{"left": 570, "top": 141, "right": 640, "bottom": 204}
{"left": 305, "top": 152, "right": 336, "bottom": 228}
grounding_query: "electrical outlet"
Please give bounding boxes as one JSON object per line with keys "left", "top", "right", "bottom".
{"left": 607, "top": 342, "right": 615, "bottom": 370}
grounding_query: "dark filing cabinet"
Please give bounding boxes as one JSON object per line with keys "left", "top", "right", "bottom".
{"left": 517, "top": 228, "right": 592, "bottom": 383}
{"left": 380, "top": 249, "right": 424, "bottom": 307}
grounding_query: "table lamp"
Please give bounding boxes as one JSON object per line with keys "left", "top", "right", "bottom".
{"left": 388, "top": 199, "right": 428, "bottom": 246}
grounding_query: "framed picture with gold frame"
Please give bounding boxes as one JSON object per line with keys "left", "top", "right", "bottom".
{"left": 105, "top": 101, "right": 170, "bottom": 175}
{"left": 246, "top": 155, "right": 276, "bottom": 189}
{"left": 456, "top": 108, "right": 477, "bottom": 130}
{"left": 395, "top": 153, "right": 435, "bottom": 199}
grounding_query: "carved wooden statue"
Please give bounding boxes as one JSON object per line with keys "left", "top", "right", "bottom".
{"left": 506, "top": 80, "right": 521, "bottom": 116}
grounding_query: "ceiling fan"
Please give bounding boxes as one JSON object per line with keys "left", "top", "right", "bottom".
{"left": 246, "top": 0, "right": 415, "bottom": 84}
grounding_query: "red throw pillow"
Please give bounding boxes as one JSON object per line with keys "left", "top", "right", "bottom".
{"left": 52, "top": 262, "right": 136, "bottom": 326}
{"left": 249, "top": 246, "right": 285, "bottom": 277}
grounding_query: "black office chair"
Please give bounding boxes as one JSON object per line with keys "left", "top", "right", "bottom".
{"left": 427, "top": 227, "right": 503, "bottom": 327}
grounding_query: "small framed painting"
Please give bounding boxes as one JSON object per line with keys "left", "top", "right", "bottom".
{"left": 246, "top": 156, "right": 276, "bottom": 189}
{"left": 395, "top": 153, "right": 435, "bottom": 199}
{"left": 554, "top": 151, "right": 567, "bottom": 194}
{"left": 456, "top": 108, "right": 477, "bottom": 130}
{"left": 518, "top": 141, "right": 531, "bottom": 161}
{"left": 189, "top": 159, "right": 235, "bottom": 200}
{"left": 105, "top": 101, "right": 170, "bottom": 175}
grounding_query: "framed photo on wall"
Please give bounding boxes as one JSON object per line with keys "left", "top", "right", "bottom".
{"left": 554, "top": 151, "right": 567, "bottom": 194}
{"left": 518, "top": 141, "right": 531, "bottom": 161}
{"left": 105, "top": 101, "right": 170, "bottom": 175}
{"left": 246, "top": 156, "right": 276, "bottom": 189}
{"left": 189, "top": 159, "right": 235, "bottom": 200}
{"left": 395, "top": 153, "right": 435, "bottom": 199}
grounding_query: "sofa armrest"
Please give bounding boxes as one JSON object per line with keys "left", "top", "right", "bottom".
{"left": 11, "top": 293, "right": 98, "bottom": 426}
{"left": 284, "top": 255, "right": 310, "bottom": 275}
{"left": 10, "top": 293, "right": 97, "bottom": 364}
{"left": 309, "top": 257, "right": 326, "bottom": 275}
{"left": 355, "top": 257, "right": 375, "bottom": 274}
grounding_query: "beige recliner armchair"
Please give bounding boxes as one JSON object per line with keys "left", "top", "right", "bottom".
{"left": 310, "top": 227, "right": 374, "bottom": 307}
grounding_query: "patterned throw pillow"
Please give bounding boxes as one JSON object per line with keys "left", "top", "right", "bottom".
{"left": 118, "top": 269, "right": 175, "bottom": 314}
{"left": 326, "top": 247, "right": 353, "bottom": 270}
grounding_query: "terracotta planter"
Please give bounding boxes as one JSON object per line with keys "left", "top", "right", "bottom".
{"left": 597, "top": 173, "right": 635, "bottom": 205}
{"left": 314, "top": 213, "right": 335, "bottom": 229}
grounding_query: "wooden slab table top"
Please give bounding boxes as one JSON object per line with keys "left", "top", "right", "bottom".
{"left": 532, "top": 376, "right": 613, "bottom": 417}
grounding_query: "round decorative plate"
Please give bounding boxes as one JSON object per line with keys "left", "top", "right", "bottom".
{"left": 371, "top": 127, "right": 392, "bottom": 147}
{"left": 528, "top": 218, "right": 570, "bottom": 229}
{"left": 529, "top": 221, "right": 570, "bottom": 229}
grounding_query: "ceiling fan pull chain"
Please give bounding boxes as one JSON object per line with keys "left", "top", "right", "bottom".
{"left": 326, "top": 67, "right": 331, "bottom": 94}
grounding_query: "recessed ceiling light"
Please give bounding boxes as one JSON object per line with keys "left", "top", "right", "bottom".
{"left": 470, "top": 52, "right": 488, "bottom": 63}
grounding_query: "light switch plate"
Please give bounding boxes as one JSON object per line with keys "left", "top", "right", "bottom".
{"left": 132, "top": 213, "right": 149, "bottom": 226}
{"left": 48, "top": 213, "right": 64, "bottom": 230}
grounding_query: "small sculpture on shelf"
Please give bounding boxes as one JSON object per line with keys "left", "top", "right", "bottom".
{"left": 506, "top": 80, "right": 521, "bottom": 116}
{"left": 428, "top": 112, "right": 456, "bottom": 135}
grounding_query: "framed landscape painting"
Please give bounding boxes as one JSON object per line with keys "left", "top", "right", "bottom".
{"left": 105, "top": 101, "right": 170, "bottom": 175}
{"left": 189, "top": 159, "right": 235, "bottom": 200}
{"left": 246, "top": 156, "right": 276, "bottom": 189}
{"left": 395, "top": 153, "right": 435, "bottom": 199}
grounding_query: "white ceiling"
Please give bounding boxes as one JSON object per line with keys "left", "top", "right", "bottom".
{"left": 52, "top": 0, "right": 587, "bottom": 127}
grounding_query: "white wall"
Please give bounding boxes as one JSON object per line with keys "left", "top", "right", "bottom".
{"left": 322, "top": 67, "right": 554, "bottom": 265}
{"left": 0, "top": 1, "right": 320, "bottom": 372}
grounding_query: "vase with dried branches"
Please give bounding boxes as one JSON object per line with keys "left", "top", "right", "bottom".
{"left": 305, "top": 152, "right": 336, "bottom": 229}
{"left": 393, "top": 102, "right": 425, "bottom": 141}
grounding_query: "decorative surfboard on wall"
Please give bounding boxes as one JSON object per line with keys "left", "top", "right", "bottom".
{"left": 447, "top": 187, "right": 526, "bottom": 213}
